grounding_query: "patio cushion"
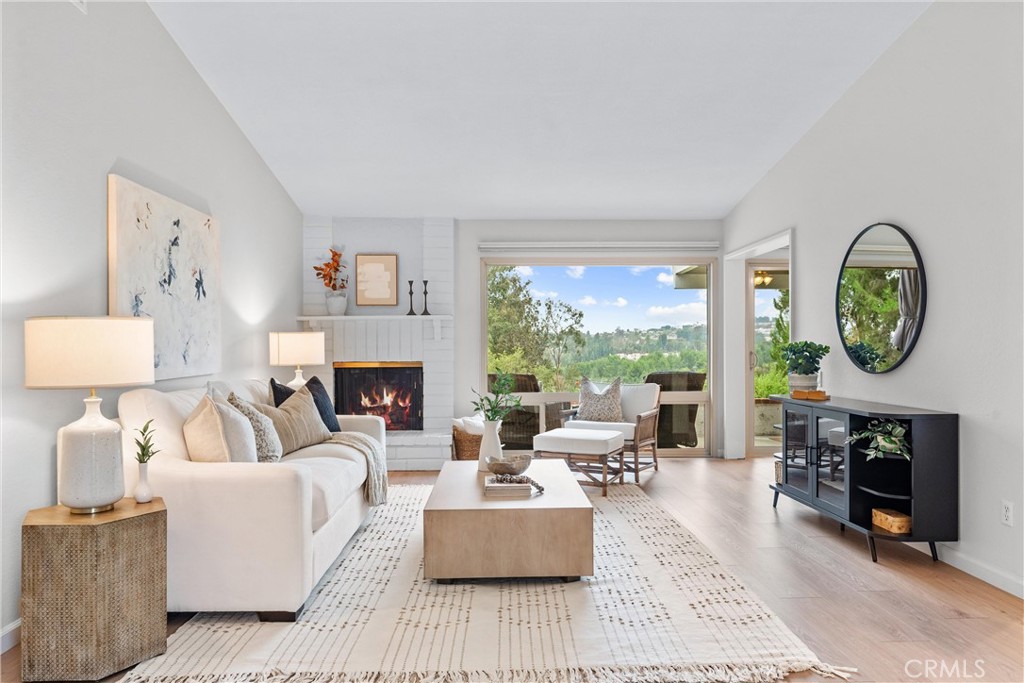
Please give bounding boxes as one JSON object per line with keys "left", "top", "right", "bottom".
{"left": 565, "top": 419, "right": 636, "bottom": 441}
{"left": 533, "top": 427, "right": 624, "bottom": 456}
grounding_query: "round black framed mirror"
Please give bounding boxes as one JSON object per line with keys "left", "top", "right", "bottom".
{"left": 836, "top": 223, "right": 926, "bottom": 374}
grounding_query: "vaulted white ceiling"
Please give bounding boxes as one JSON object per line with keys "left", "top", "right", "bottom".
{"left": 150, "top": 1, "right": 929, "bottom": 219}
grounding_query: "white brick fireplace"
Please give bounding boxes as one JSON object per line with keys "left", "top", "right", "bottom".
{"left": 300, "top": 217, "right": 455, "bottom": 470}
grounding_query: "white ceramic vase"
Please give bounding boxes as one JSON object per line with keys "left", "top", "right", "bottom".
{"left": 325, "top": 290, "right": 348, "bottom": 316}
{"left": 134, "top": 462, "right": 153, "bottom": 503}
{"left": 478, "top": 419, "right": 503, "bottom": 472}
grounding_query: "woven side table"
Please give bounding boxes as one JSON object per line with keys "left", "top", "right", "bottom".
{"left": 21, "top": 498, "right": 167, "bottom": 681}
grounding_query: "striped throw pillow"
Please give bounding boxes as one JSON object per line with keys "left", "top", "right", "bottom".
{"left": 251, "top": 385, "right": 331, "bottom": 455}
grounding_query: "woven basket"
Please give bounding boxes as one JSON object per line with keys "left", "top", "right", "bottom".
{"left": 451, "top": 427, "right": 483, "bottom": 461}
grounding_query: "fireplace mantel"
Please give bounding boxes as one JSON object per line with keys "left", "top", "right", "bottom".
{"left": 297, "top": 314, "right": 452, "bottom": 339}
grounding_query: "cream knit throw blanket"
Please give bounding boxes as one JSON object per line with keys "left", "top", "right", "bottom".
{"left": 329, "top": 431, "right": 388, "bottom": 506}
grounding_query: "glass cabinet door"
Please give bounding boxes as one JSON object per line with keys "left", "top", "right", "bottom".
{"left": 812, "top": 410, "right": 849, "bottom": 516}
{"left": 782, "top": 406, "right": 812, "bottom": 498}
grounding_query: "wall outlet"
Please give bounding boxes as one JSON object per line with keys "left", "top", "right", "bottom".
{"left": 1001, "top": 500, "right": 1014, "bottom": 527}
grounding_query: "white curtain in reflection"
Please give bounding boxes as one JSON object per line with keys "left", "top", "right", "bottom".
{"left": 890, "top": 268, "right": 920, "bottom": 351}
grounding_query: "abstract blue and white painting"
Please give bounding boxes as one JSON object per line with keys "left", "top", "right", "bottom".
{"left": 107, "top": 174, "right": 221, "bottom": 380}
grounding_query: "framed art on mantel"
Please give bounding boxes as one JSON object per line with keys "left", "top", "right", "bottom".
{"left": 107, "top": 174, "right": 221, "bottom": 380}
{"left": 355, "top": 253, "right": 399, "bottom": 306}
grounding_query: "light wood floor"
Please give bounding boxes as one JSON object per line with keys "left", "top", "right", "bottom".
{"left": 3, "top": 457, "right": 1021, "bottom": 682}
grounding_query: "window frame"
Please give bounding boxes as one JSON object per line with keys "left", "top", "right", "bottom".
{"left": 480, "top": 254, "right": 717, "bottom": 457}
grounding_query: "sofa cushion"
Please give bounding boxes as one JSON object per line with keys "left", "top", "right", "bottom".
{"left": 576, "top": 377, "right": 623, "bottom": 422}
{"left": 252, "top": 386, "right": 332, "bottom": 454}
{"left": 283, "top": 454, "right": 365, "bottom": 531}
{"left": 271, "top": 376, "right": 340, "bottom": 432}
{"left": 228, "top": 393, "right": 284, "bottom": 463}
{"left": 564, "top": 419, "right": 636, "bottom": 441}
{"left": 183, "top": 395, "right": 258, "bottom": 463}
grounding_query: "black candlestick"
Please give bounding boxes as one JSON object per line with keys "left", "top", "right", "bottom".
{"left": 421, "top": 280, "right": 431, "bottom": 316}
{"left": 407, "top": 280, "right": 416, "bottom": 316}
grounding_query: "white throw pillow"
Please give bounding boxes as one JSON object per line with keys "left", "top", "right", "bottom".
{"left": 183, "top": 395, "right": 258, "bottom": 463}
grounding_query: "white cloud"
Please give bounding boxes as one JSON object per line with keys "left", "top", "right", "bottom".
{"left": 566, "top": 266, "right": 586, "bottom": 279}
{"left": 531, "top": 289, "right": 559, "bottom": 299}
{"left": 656, "top": 271, "right": 675, "bottom": 287}
{"left": 629, "top": 266, "right": 653, "bottom": 275}
{"left": 604, "top": 297, "right": 628, "bottom": 307}
{"left": 697, "top": 289, "right": 707, "bottom": 302}
{"left": 514, "top": 266, "right": 534, "bottom": 277}
{"left": 645, "top": 302, "right": 708, "bottom": 325}
{"left": 578, "top": 295, "right": 597, "bottom": 306}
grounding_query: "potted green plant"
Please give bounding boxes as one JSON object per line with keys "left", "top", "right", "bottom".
{"left": 847, "top": 340, "right": 883, "bottom": 372}
{"left": 781, "top": 340, "right": 831, "bottom": 392}
{"left": 845, "top": 418, "right": 911, "bottom": 461}
{"left": 133, "top": 418, "right": 160, "bottom": 503}
{"left": 470, "top": 373, "right": 523, "bottom": 472}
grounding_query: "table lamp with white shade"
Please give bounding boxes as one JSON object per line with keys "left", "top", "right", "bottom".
{"left": 269, "top": 331, "right": 325, "bottom": 389}
{"left": 24, "top": 317, "right": 155, "bottom": 513}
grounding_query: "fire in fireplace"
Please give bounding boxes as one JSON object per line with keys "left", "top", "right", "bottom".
{"left": 334, "top": 362, "right": 423, "bottom": 431}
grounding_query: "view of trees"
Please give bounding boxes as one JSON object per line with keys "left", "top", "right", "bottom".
{"left": 753, "top": 288, "right": 790, "bottom": 398}
{"left": 487, "top": 266, "right": 708, "bottom": 391}
{"left": 837, "top": 267, "right": 901, "bottom": 369}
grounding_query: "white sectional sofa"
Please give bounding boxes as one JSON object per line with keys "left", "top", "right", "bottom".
{"left": 117, "top": 379, "right": 385, "bottom": 620}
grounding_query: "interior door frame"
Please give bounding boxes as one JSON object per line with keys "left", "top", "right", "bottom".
{"left": 745, "top": 259, "right": 790, "bottom": 457}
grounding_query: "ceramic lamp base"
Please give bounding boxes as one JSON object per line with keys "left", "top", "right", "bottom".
{"left": 287, "top": 367, "right": 308, "bottom": 389}
{"left": 57, "top": 396, "right": 125, "bottom": 514}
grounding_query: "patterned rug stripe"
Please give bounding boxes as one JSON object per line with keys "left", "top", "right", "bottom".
{"left": 125, "top": 485, "right": 854, "bottom": 683}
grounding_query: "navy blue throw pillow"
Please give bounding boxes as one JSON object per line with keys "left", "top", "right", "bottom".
{"left": 271, "top": 376, "right": 341, "bottom": 433}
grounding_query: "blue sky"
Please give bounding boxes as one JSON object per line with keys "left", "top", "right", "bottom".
{"left": 511, "top": 265, "right": 709, "bottom": 334}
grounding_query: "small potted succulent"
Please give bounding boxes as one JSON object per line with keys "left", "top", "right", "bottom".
{"left": 133, "top": 418, "right": 160, "bottom": 503}
{"left": 781, "top": 340, "right": 831, "bottom": 392}
{"left": 470, "top": 372, "right": 523, "bottom": 472}
{"left": 313, "top": 248, "right": 350, "bottom": 315}
{"left": 846, "top": 418, "right": 911, "bottom": 461}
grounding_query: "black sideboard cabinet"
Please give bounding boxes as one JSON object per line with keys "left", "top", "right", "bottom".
{"left": 769, "top": 395, "right": 958, "bottom": 562}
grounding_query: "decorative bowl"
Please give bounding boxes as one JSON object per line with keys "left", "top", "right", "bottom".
{"left": 486, "top": 453, "right": 532, "bottom": 476}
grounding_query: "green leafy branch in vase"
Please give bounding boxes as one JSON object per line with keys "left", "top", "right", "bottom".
{"left": 845, "top": 418, "right": 911, "bottom": 461}
{"left": 471, "top": 372, "right": 523, "bottom": 421}
{"left": 134, "top": 418, "right": 161, "bottom": 463}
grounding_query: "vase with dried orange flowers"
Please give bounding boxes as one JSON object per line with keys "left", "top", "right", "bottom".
{"left": 314, "top": 248, "right": 350, "bottom": 315}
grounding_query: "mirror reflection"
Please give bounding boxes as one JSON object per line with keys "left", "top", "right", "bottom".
{"left": 836, "top": 223, "right": 926, "bottom": 373}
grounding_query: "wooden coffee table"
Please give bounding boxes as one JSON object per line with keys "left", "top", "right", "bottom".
{"left": 423, "top": 460, "right": 594, "bottom": 581}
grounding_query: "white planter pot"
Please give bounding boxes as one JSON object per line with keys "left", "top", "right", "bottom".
{"left": 478, "top": 419, "right": 503, "bottom": 472}
{"left": 325, "top": 291, "right": 348, "bottom": 316}
{"left": 788, "top": 372, "right": 819, "bottom": 392}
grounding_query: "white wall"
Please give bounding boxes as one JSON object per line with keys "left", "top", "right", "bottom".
{"left": 454, "top": 220, "right": 723, "bottom": 451}
{"left": 1, "top": 1, "right": 304, "bottom": 642}
{"left": 722, "top": 2, "right": 1023, "bottom": 595}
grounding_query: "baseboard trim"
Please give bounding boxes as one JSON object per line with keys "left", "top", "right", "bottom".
{"left": 1, "top": 619, "right": 21, "bottom": 654}
{"left": 932, "top": 544, "right": 1024, "bottom": 598}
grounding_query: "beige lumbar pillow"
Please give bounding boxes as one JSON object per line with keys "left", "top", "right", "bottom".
{"left": 576, "top": 377, "right": 624, "bottom": 422}
{"left": 251, "top": 385, "right": 331, "bottom": 455}
{"left": 183, "top": 395, "right": 258, "bottom": 463}
{"left": 228, "top": 392, "right": 284, "bottom": 463}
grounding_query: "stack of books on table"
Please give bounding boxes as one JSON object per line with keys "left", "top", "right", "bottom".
{"left": 483, "top": 477, "right": 532, "bottom": 497}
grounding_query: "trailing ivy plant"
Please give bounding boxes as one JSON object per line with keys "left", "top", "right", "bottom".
{"left": 781, "top": 341, "right": 831, "bottom": 375}
{"left": 845, "top": 418, "right": 911, "bottom": 461}
{"left": 471, "top": 372, "right": 523, "bottom": 422}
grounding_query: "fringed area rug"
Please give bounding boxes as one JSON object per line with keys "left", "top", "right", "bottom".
{"left": 125, "top": 485, "right": 853, "bottom": 683}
